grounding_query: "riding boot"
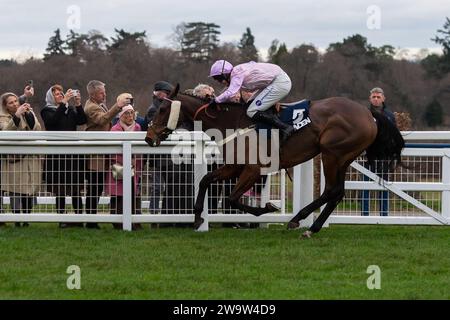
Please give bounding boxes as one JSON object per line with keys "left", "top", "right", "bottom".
{"left": 252, "top": 110, "right": 295, "bottom": 143}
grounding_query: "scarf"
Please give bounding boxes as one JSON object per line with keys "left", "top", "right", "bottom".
{"left": 45, "top": 88, "right": 71, "bottom": 114}
{"left": 44, "top": 88, "right": 58, "bottom": 110}
{"left": 119, "top": 120, "right": 136, "bottom": 132}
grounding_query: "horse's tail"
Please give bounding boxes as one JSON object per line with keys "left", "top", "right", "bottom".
{"left": 365, "top": 108, "right": 405, "bottom": 173}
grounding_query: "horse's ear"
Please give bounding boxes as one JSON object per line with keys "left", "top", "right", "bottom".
{"left": 169, "top": 84, "right": 180, "bottom": 99}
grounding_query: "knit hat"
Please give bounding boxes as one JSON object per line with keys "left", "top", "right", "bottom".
{"left": 118, "top": 104, "right": 134, "bottom": 119}
{"left": 154, "top": 81, "right": 173, "bottom": 93}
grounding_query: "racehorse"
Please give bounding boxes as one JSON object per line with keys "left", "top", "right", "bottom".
{"left": 145, "top": 84, "right": 404, "bottom": 238}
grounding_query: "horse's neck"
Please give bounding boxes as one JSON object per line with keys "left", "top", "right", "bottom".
{"left": 185, "top": 99, "right": 252, "bottom": 136}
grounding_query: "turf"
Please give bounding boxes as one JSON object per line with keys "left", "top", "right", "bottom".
{"left": 0, "top": 224, "right": 448, "bottom": 299}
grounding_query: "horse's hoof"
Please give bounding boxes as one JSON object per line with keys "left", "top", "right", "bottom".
{"left": 287, "top": 221, "right": 300, "bottom": 230}
{"left": 265, "top": 202, "right": 280, "bottom": 212}
{"left": 194, "top": 217, "right": 204, "bottom": 230}
{"left": 301, "top": 230, "right": 313, "bottom": 239}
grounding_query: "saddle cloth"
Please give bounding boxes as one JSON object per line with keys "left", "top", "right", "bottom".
{"left": 256, "top": 99, "right": 312, "bottom": 134}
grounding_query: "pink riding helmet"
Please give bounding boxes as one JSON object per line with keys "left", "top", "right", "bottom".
{"left": 209, "top": 60, "right": 233, "bottom": 77}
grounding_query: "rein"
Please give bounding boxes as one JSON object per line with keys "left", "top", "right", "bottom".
{"left": 194, "top": 103, "right": 217, "bottom": 120}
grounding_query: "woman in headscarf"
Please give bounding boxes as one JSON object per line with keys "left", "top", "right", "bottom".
{"left": 0, "top": 92, "right": 42, "bottom": 227}
{"left": 41, "top": 84, "right": 87, "bottom": 228}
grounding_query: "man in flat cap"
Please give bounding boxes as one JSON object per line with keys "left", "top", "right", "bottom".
{"left": 144, "top": 81, "right": 174, "bottom": 126}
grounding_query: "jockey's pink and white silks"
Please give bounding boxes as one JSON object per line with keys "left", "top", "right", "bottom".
{"left": 246, "top": 71, "right": 292, "bottom": 117}
{"left": 214, "top": 62, "right": 291, "bottom": 115}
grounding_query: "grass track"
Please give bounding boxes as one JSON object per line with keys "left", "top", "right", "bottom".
{"left": 0, "top": 224, "right": 448, "bottom": 299}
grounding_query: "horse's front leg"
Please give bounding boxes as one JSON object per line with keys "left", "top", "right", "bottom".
{"left": 193, "top": 165, "right": 243, "bottom": 229}
{"left": 228, "top": 165, "right": 278, "bottom": 216}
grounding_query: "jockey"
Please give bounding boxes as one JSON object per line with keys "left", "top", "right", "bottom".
{"left": 209, "top": 60, "right": 294, "bottom": 142}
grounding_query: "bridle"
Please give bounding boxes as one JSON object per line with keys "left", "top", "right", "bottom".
{"left": 147, "top": 97, "right": 177, "bottom": 142}
{"left": 194, "top": 103, "right": 218, "bottom": 120}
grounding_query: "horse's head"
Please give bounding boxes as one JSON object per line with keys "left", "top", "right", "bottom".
{"left": 145, "top": 84, "right": 180, "bottom": 147}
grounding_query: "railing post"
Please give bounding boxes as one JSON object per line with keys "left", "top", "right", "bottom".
{"left": 194, "top": 133, "right": 209, "bottom": 231}
{"left": 442, "top": 150, "right": 450, "bottom": 221}
{"left": 280, "top": 169, "right": 286, "bottom": 215}
{"left": 122, "top": 141, "right": 132, "bottom": 231}
{"left": 293, "top": 160, "right": 314, "bottom": 227}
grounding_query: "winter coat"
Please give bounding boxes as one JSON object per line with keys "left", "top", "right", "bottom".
{"left": 105, "top": 122, "right": 142, "bottom": 196}
{"left": 0, "top": 107, "right": 42, "bottom": 195}
{"left": 84, "top": 98, "right": 122, "bottom": 171}
{"left": 41, "top": 100, "right": 88, "bottom": 195}
{"left": 370, "top": 103, "right": 397, "bottom": 126}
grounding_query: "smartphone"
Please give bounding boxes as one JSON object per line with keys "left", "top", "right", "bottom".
{"left": 129, "top": 98, "right": 134, "bottom": 105}
{"left": 26, "top": 80, "right": 33, "bottom": 88}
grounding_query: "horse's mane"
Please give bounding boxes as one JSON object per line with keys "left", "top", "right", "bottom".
{"left": 179, "top": 91, "right": 210, "bottom": 103}
{"left": 179, "top": 92, "right": 245, "bottom": 110}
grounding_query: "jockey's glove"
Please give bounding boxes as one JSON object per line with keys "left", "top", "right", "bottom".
{"left": 208, "top": 99, "right": 217, "bottom": 108}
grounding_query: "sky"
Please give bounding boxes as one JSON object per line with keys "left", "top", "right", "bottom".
{"left": 0, "top": 0, "right": 448, "bottom": 61}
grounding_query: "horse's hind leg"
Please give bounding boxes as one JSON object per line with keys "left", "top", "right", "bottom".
{"left": 303, "top": 169, "right": 346, "bottom": 238}
{"left": 287, "top": 153, "right": 340, "bottom": 230}
{"left": 193, "top": 164, "right": 243, "bottom": 229}
{"left": 228, "top": 165, "right": 279, "bottom": 216}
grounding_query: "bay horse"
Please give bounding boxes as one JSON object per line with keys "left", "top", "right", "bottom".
{"left": 145, "top": 84, "right": 404, "bottom": 238}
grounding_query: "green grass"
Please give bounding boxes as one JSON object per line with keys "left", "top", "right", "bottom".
{"left": 0, "top": 224, "right": 448, "bottom": 299}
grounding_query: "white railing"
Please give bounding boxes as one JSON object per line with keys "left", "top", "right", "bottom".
{"left": 1, "top": 131, "right": 449, "bottom": 231}
{"left": 0, "top": 131, "right": 313, "bottom": 231}
{"left": 327, "top": 131, "right": 450, "bottom": 226}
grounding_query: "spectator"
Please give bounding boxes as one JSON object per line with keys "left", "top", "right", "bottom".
{"left": 106, "top": 102, "right": 142, "bottom": 230}
{"left": 111, "top": 93, "right": 148, "bottom": 131}
{"left": 41, "top": 84, "right": 87, "bottom": 228}
{"left": 192, "top": 83, "right": 215, "bottom": 99}
{"left": 0, "top": 84, "right": 34, "bottom": 226}
{"left": 145, "top": 81, "right": 194, "bottom": 226}
{"left": 361, "top": 87, "right": 396, "bottom": 216}
{"left": 144, "top": 81, "right": 173, "bottom": 128}
{"left": 144, "top": 81, "right": 173, "bottom": 215}
{"left": 0, "top": 92, "right": 42, "bottom": 227}
{"left": 83, "top": 80, "right": 129, "bottom": 229}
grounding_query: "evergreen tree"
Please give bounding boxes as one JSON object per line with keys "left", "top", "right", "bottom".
{"left": 328, "top": 34, "right": 371, "bottom": 57}
{"left": 109, "top": 28, "right": 147, "bottom": 50}
{"left": 238, "top": 27, "right": 258, "bottom": 62}
{"left": 65, "top": 30, "right": 89, "bottom": 56}
{"left": 86, "top": 30, "right": 109, "bottom": 51}
{"left": 423, "top": 17, "right": 450, "bottom": 77}
{"left": 268, "top": 39, "right": 288, "bottom": 64}
{"left": 44, "top": 29, "right": 66, "bottom": 59}
{"left": 180, "top": 22, "right": 221, "bottom": 62}
{"left": 432, "top": 17, "right": 450, "bottom": 56}
{"left": 0, "top": 59, "right": 17, "bottom": 67}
